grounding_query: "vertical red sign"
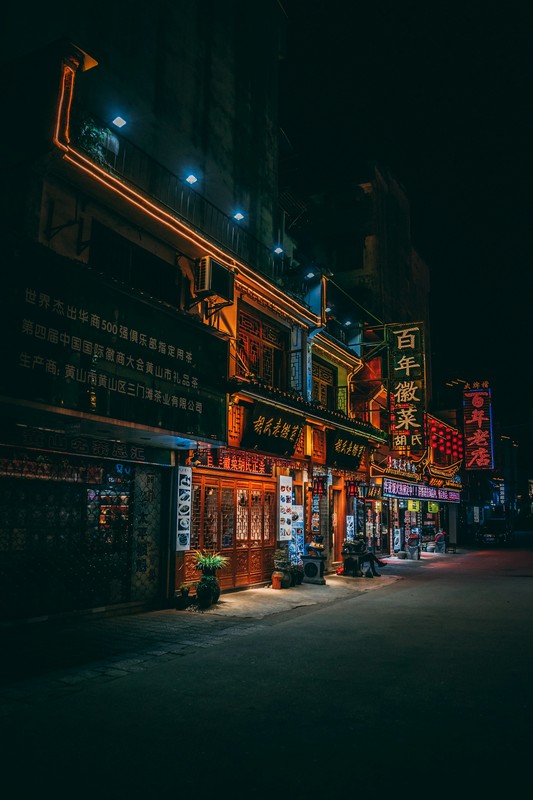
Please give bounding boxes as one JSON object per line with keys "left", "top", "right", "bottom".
{"left": 463, "top": 385, "right": 494, "bottom": 470}
{"left": 388, "top": 323, "right": 426, "bottom": 452}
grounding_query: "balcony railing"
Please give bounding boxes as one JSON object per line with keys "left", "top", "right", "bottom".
{"left": 70, "top": 112, "right": 283, "bottom": 285}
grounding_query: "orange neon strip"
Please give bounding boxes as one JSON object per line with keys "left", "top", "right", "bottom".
{"left": 53, "top": 64, "right": 75, "bottom": 150}
{"left": 65, "top": 149, "right": 320, "bottom": 327}
{"left": 52, "top": 61, "right": 321, "bottom": 327}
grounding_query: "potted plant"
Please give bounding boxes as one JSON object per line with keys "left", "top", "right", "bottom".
{"left": 192, "top": 549, "right": 229, "bottom": 576}
{"left": 293, "top": 563, "right": 304, "bottom": 585}
{"left": 175, "top": 582, "right": 196, "bottom": 610}
{"left": 192, "top": 550, "right": 229, "bottom": 607}
{"left": 273, "top": 548, "right": 292, "bottom": 589}
{"left": 195, "top": 574, "right": 221, "bottom": 608}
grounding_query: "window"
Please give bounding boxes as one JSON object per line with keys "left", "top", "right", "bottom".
{"left": 312, "top": 359, "right": 337, "bottom": 410}
{"left": 237, "top": 307, "right": 288, "bottom": 387}
{"left": 89, "top": 221, "right": 181, "bottom": 309}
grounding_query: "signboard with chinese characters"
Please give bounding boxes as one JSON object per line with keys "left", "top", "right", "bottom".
{"left": 326, "top": 429, "right": 366, "bottom": 469}
{"left": 0, "top": 422, "right": 172, "bottom": 466}
{"left": 382, "top": 477, "right": 460, "bottom": 503}
{"left": 278, "top": 475, "right": 293, "bottom": 541}
{"left": 388, "top": 323, "right": 426, "bottom": 452}
{"left": 463, "top": 384, "right": 494, "bottom": 470}
{"left": 176, "top": 466, "right": 192, "bottom": 550}
{"left": 2, "top": 247, "right": 227, "bottom": 442}
{"left": 241, "top": 402, "right": 304, "bottom": 456}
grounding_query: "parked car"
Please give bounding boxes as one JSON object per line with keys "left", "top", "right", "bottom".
{"left": 475, "top": 519, "right": 514, "bottom": 546}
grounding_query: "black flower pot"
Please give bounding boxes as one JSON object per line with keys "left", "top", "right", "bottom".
{"left": 196, "top": 581, "right": 213, "bottom": 609}
{"left": 175, "top": 594, "right": 189, "bottom": 610}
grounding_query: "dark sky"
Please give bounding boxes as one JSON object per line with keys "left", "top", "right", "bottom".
{"left": 278, "top": 0, "right": 533, "bottom": 458}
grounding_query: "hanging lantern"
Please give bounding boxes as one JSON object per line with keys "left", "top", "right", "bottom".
{"left": 312, "top": 476, "right": 326, "bottom": 496}
{"left": 346, "top": 480, "right": 358, "bottom": 498}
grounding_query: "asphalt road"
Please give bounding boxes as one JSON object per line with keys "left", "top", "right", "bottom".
{"left": 1, "top": 537, "right": 532, "bottom": 798}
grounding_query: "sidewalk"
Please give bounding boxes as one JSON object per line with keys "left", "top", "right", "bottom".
{"left": 213, "top": 549, "right": 451, "bottom": 618}
{"left": 0, "top": 551, "right": 455, "bottom": 713}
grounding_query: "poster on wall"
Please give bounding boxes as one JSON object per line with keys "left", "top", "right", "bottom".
{"left": 176, "top": 466, "right": 192, "bottom": 550}
{"left": 346, "top": 515, "right": 355, "bottom": 541}
{"left": 278, "top": 475, "right": 293, "bottom": 541}
{"left": 289, "top": 504, "right": 304, "bottom": 563}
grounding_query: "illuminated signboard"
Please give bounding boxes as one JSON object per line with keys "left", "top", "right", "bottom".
{"left": 388, "top": 323, "right": 426, "bottom": 452}
{"left": 326, "top": 429, "right": 366, "bottom": 469}
{"left": 241, "top": 402, "right": 304, "bottom": 456}
{"left": 2, "top": 247, "right": 228, "bottom": 442}
{"left": 463, "top": 384, "right": 494, "bottom": 470}
{"left": 382, "top": 478, "right": 460, "bottom": 503}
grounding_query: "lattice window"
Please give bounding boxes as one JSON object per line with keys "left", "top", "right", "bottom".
{"left": 204, "top": 486, "right": 219, "bottom": 549}
{"left": 263, "top": 489, "right": 275, "bottom": 544}
{"left": 191, "top": 484, "right": 202, "bottom": 550}
{"left": 221, "top": 487, "right": 235, "bottom": 549}
{"left": 312, "top": 359, "right": 337, "bottom": 409}
{"left": 237, "top": 308, "right": 288, "bottom": 386}
{"left": 236, "top": 488, "right": 249, "bottom": 542}
{"left": 250, "top": 488, "right": 262, "bottom": 541}
{"left": 290, "top": 348, "right": 303, "bottom": 393}
{"left": 337, "top": 386, "right": 348, "bottom": 415}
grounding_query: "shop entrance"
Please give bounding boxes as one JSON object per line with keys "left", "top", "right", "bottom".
{"left": 0, "top": 451, "right": 165, "bottom": 621}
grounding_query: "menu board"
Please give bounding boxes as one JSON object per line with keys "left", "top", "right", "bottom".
{"left": 176, "top": 466, "right": 192, "bottom": 550}
{"left": 278, "top": 475, "right": 293, "bottom": 541}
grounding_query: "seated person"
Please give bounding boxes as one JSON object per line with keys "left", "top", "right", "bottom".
{"left": 345, "top": 536, "right": 388, "bottom": 578}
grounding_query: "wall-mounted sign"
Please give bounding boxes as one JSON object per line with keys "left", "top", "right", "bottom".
{"left": 241, "top": 402, "right": 304, "bottom": 456}
{"left": 463, "top": 384, "right": 494, "bottom": 470}
{"left": 326, "top": 430, "right": 366, "bottom": 469}
{"left": 2, "top": 247, "right": 228, "bottom": 442}
{"left": 382, "top": 477, "right": 460, "bottom": 503}
{"left": 176, "top": 466, "right": 192, "bottom": 550}
{"left": 0, "top": 422, "right": 173, "bottom": 466}
{"left": 388, "top": 323, "right": 426, "bottom": 452}
{"left": 278, "top": 475, "right": 293, "bottom": 541}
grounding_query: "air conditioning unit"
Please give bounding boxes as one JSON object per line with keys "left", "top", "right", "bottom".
{"left": 195, "top": 256, "right": 235, "bottom": 302}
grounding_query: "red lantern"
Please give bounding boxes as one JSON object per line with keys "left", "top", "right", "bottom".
{"left": 346, "top": 480, "right": 358, "bottom": 498}
{"left": 313, "top": 476, "right": 326, "bottom": 496}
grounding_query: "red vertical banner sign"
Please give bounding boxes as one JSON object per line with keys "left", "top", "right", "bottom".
{"left": 388, "top": 323, "right": 426, "bottom": 453}
{"left": 463, "top": 384, "right": 494, "bottom": 470}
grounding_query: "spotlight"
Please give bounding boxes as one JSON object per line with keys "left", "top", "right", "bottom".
{"left": 234, "top": 212, "right": 244, "bottom": 221}
{"left": 186, "top": 174, "right": 198, "bottom": 185}
{"left": 112, "top": 116, "right": 127, "bottom": 128}
{"left": 274, "top": 246, "right": 283, "bottom": 255}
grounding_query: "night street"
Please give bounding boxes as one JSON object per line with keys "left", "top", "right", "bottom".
{"left": 2, "top": 8, "right": 532, "bottom": 798}
{"left": 2, "top": 540, "right": 532, "bottom": 797}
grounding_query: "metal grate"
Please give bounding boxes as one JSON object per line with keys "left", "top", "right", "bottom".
{"left": 0, "top": 459, "right": 164, "bottom": 621}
